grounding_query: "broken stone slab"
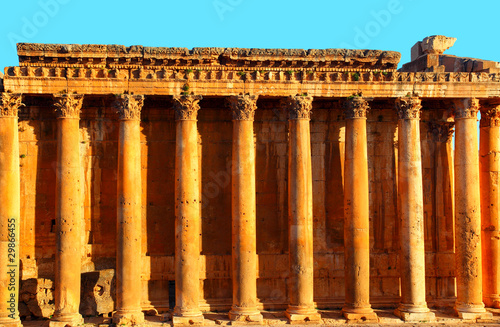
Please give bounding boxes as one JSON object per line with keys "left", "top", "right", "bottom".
{"left": 80, "top": 269, "right": 115, "bottom": 317}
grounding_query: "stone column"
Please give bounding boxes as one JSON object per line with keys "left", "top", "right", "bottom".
{"left": 453, "top": 98, "right": 492, "bottom": 320}
{"left": 480, "top": 102, "right": 500, "bottom": 308}
{"left": 342, "top": 96, "right": 377, "bottom": 322}
{"left": 227, "top": 95, "right": 263, "bottom": 322}
{"left": 51, "top": 94, "right": 85, "bottom": 327}
{"left": 394, "top": 97, "right": 435, "bottom": 322}
{"left": 113, "top": 95, "right": 145, "bottom": 326}
{"left": 282, "top": 95, "right": 321, "bottom": 323}
{"left": 0, "top": 93, "right": 23, "bottom": 327}
{"left": 173, "top": 95, "right": 204, "bottom": 325}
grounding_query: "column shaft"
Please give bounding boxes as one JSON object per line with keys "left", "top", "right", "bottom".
{"left": 394, "top": 98, "right": 434, "bottom": 322}
{"left": 480, "top": 104, "right": 500, "bottom": 308}
{"left": 453, "top": 98, "right": 492, "bottom": 320}
{"left": 342, "top": 97, "right": 377, "bottom": 322}
{"left": 114, "top": 95, "right": 145, "bottom": 325}
{"left": 228, "top": 95, "right": 262, "bottom": 322}
{"left": 173, "top": 95, "right": 204, "bottom": 325}
{"left": 0, "top": 94, "right": 22, "bottom": 327}
{"left": 284, "top": 96, "right": 320, "bottom": 323}
{"left": 51, "top": 94, "right": 84, "bottom": 327}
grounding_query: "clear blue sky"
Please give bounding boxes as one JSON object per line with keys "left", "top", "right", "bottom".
{"left": 1, "top": 0, "right": 499, "bottom": 69}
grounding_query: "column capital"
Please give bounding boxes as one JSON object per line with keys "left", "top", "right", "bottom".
{"left": 428, "top": 121, "right": 455, "bottom": 143}
{"left": 115, "top": 94, "right": 144, "bottom": 121}
{"left": 54, "top": 94, "right": 84, "bottom": 119}
{"left": 452, "top": 98, "right": 479, "bottom": 119}
{"left": 480, "top": 103, "right": 500, "bottom": 127}
{"left": 344, "top": 96, "right": 369, "bottom": 119}
{"left": 173, "top": 95, "right": 203, "bottom": 121}
{"left": 0, "top": 93, "right": 23, "bottom": 117}
{"left": 396, "top": 97, "right": 422, "bottom": 120}
{"left": 227, "top": 94, "right": 258, "bottom": 121}
{"left": 281, "top": 95, "right": 313, "bottom": 120}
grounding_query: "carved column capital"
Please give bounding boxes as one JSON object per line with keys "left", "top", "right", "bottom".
{"left": 452, "top": 98, "right": 479, "bottom": 119}
{"left": 227, "top": 95, "right": 258, "bottom": 121}
{"left": 480, "top": 104, "right": 500, "bottom": 127}
{"left": 281, "top": 95, "right": 313, "bottom": 120}
{"left": 428, "top": 121, "right": 455, "bottom": 143}
{"left": 396, "top": 97, "right": 422, "bottom": 120}
{"left": 344, "top": 96, "right": 369, "bottom": 119}
{"left": 0, "top": 93, "right": 23, "bottom": 117}
{"left": 54, "top": 94, "right": 84, "bottom": 119}
{"left": 115, "top": 94, "right": 144, "bottom": 121}
{"left": 173, "top": 95, "right": 203, "bottom": 121}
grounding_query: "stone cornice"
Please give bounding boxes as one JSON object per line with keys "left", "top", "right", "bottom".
{"left": 16, "top": 43, "right": 400, "bottom": 70}
{"left": 0, "top": 93, "right": 23, "bottom": 117}
{"left": 480, "top": 104, "right": 500, "bottom": 127}
{"left": 227, "top": 95, "right": 258, "bottom": 121}
{"left": 396, "top": 97, "right": 422, "bottom": 120}
{"left": 281, "top": 95, "right": 313, "bottom": 120}
{"left": 452, "top": 98, "right": 479, "bottom": 119}
{"left": 173, "top": 95, "right": 202, "bottom": 121}
{"left": 115, "top": 94, "right": 144, "bottom": 121}
{"left": 344, "top": 96, "right": 369, "bottom": 119}
{"left": 54, "top": 93, "right": 84, "bottom": 119}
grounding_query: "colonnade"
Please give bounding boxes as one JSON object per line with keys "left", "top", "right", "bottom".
{"left": 0, "top": 92, "right": 498, "bottom": 325}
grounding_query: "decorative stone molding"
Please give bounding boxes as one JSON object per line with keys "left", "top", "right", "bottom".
{"left": 227, "top": 95, "right": 258, "bottom": 121}
{"left": 54, "top": 93, "right": 84, "bottom": 119}
{"left": 452, "top": 98, "right": 479, "bottom": 119}
{"left": 0, "top": 93, "right": 23, "bottom": 117}
{"left": 173, "top": 95, "right": 202, "bottom": 121}
{"left": 114, "top": 94, "right": 144, "bottom": 120}
{"left": 344, "top": 96, "right": 369, "bottom": 119}
{"left": 281, "top": 95, "right": 313, "bottom": 120}
{"left": 480, "top": 104, "right": 500, "bottom": 127}
{"left": 428, "top": 121, "right": 455, "bottom": 143}
{"left": 396, "top": 97, "right": 422, "bottom": 120}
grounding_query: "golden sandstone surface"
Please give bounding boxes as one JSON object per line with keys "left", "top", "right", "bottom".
{"left": 1, "top": 36, "right": 500, "bottom": 326}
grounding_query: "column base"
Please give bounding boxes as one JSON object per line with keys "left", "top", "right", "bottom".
{"left": 0, "top": 317, "right": 22, "bottom": 327}
{"left": 172, "top": 310, "right": 204, "bottom": 326}
{"left": 113, "top": 309, "right": 145, "bottom": 326}
{"left": 394, "top": 305, "right": 436, "bottom": 322}
{"left": 342, "top": 306, "right": 378, "bottom": 322}
{"left": 285, "top": 306, "right": 321, "bottom": 324}
{"left": 455, "top": 303, "right": 493, "bottom": 321}
{"left": 49, "top": 313, "right": 84, "bottom": 327}
{"left": 228, "top": 307, "right": 263, "bottom": 323}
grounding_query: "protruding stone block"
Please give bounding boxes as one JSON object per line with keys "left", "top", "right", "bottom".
{"left": 394, "top": 307, "right": 436, "bottom": 322}
{"left": 421, "top": 35, "right": 457, "bottom": 55}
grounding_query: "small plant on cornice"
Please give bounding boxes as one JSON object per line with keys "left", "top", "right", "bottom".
{"left": 352, "top": 72, "right": 360, "bottom": 81}
{"left": 182, "top": 83, "right": 190, "bottom": 93}
{"left": 195, "top": 69, "right": 202, "bottom": 72}
{"left": 306, "top": 70, "right": 314, "bottom": 75}
{"left": 405, "top": 92, "right": 412, "bottom": 97}
{"left": 20, "top": 154, "right": 26, "bottom": 159}
{"left": 237, "top": 71, "right": 247, "bottom": 77}
{"left": 259, "top": 70, "right": 266, "bottom": 74}
{"left": 347, "top": 92, "right": 362, "bottom": 100}
{"left": 382, "top": 71, "right": 388, "bottom": 76}
{"left": 185, "top": 69, "right": 193, "bottom": 74}
{"left": 286, "top": 70, "right": 294, "bottom": 75}
{"left": 297, "top": 93, "right": 308, "bottom": 97}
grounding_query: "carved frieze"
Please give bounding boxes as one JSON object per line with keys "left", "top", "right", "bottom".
{"left": 281, "top": 95, "right": 313, "bottom": 120}
{"left": 428, "top": 121, "right": 455, "bottom": 143}
{"left": 54, "top": 93, "right": 84, "bottom": 119}
{"left": 452, "top": 98, "right": 479, "bottom": 119}
{"left": 115, "top": 94, "right": 144, "bottom": 120}
{"left": 227, "top": 95, "right": 258, "bottom": 121}
{"left": 344, "top": 96, "right": 369, "bottom": 119}
{"left": 0, "top": 93, "right": 24, "bottom": 117}
{"left": 480, "top": 104, "right": 500, "bottom": 127}
{"left": 173, "top": 95, "right": 203, "bottom": 121}
{"left": 396, "top": 97, "right": 422, "bottom": 120}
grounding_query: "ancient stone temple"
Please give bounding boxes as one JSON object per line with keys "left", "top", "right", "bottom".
{"left": 1, "top": 35, "right": 500, "bottom": 326}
